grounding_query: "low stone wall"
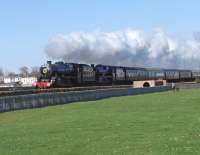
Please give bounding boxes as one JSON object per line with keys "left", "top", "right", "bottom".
{"left": 0, "top": 86, "right": 171, "bottom": 112}
{"left": 175, "top": 83, "right": 200, "bottom": 89}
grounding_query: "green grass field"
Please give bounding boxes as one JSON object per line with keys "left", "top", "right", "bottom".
{"left": 1, "top": 89, "right": 200, "bottom": 155}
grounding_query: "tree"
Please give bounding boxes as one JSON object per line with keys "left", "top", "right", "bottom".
{"left": 0, "top": 68, "right": 4, "bottom": 84}
{"left": 7, "top": 72, "right": 18, "bottom": 77}
{"left": 0, "top": 68, "right": 4, "bottom": 77}
{"left": 19, "top": 66, "right": 29, "bottom": 77}
{"left": 30, "top": 67, "right": 40, "bottom": 77}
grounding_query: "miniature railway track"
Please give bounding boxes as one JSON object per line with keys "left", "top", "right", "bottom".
{"left": 0, "top": 85, "right": 133, "bottom": 97}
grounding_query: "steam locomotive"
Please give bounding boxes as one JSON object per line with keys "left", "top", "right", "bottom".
{"left": 36, "top": 61, "right": 195, "bottom": 88}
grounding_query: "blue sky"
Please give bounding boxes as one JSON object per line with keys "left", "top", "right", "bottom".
{"left": 1, "top": 0, "right": 200, "bottom": 72}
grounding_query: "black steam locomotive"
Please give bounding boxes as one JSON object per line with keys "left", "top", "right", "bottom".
{"left": 36, "top": 61, "right": 194, "bottom": 88}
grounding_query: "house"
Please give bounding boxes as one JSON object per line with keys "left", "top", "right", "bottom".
{"left": 20, "top": 77, "right": 37, "bottom": 87}
{"left": 3, "top": 76, "right": 37, "bottom": 87}
{"left": 3, "top": 77, "right": 21, "bottom": 84}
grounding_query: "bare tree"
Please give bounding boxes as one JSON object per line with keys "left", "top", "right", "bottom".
{"left": 19, "top": 66, "right": 29, "bottom": 77}
{"left": 0, "top": 68, "right": 4, "bottom": 84}
{"left": 0, "top": 68, "right": 4, "bottom": 77}
{"left": 7, "top": 72, "right": 18, "bottom": 77}
{"left": 30, "top": 67, "right": 40, "bottom": 77}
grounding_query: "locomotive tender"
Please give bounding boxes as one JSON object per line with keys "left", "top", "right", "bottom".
{"left": 36, "top": 61, "right": 194, "bottom": 88}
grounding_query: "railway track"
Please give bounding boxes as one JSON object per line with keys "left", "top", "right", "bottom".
{"left": 0, "top": 85, "right": 132, "bottom": 97}
{"left": 0, "top": 87, "right": 35, "bottom": 92}
{"left": 1, "top": 82, "right": 198, "bottom": 97}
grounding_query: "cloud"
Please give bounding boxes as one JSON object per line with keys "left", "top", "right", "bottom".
{"left": 45, "top": 29, "right": 200, "bottom": 69}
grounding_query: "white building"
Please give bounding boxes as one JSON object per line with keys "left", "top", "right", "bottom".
{"left": 3, "top": 77, "right": 21, "bottom": 84}
{"left": 20, "top": 77, "right": 37, "bottom": 87}
{"left": 3, "top": 76, "right": 37, "bottom": 87}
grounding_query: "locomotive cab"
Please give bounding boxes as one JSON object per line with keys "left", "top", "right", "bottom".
{"left": 95, "top": 64, "right": 113, "bottom": 84}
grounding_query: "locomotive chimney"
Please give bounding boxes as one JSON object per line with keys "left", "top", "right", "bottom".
{"left": 47, "top": 61, "right": 52, "bottom": 65}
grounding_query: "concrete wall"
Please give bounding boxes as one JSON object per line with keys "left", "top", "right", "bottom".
{"left": 0, "top": 86, "right": 171, "bottom": 112}
{"left": 133, "top": 80, "right": 167, "bottom": 88}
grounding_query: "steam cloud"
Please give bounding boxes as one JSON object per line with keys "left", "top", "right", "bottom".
{"left": 46, "top": 29, "right": 200, "bottom": 69}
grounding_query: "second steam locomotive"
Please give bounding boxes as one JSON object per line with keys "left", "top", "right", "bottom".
{"left": 36, "top": 61, "right": 194, "bottom": 88}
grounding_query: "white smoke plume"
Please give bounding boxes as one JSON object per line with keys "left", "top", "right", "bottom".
{"left": 46, "top": 29, "right": 200, "bottom": 69}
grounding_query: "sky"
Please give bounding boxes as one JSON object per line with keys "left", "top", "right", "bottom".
{"left": 1, "top": 0, "right": 200, "bottom": 72}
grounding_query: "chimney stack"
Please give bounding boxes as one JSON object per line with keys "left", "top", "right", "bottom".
{"left": 47, "top": 61, "right": 52, "bottom": 65}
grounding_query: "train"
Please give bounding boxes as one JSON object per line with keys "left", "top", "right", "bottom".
{"left": 36, "top": 61, "right": 198, "bottom": 88}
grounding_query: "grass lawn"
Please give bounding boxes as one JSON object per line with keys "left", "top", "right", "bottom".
{"left": 1, "top": 89, "right": 200, "bottom": 155}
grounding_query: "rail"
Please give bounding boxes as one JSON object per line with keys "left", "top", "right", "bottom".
{"left": 0, "top": 85, "right": 132, "bottom": 97}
